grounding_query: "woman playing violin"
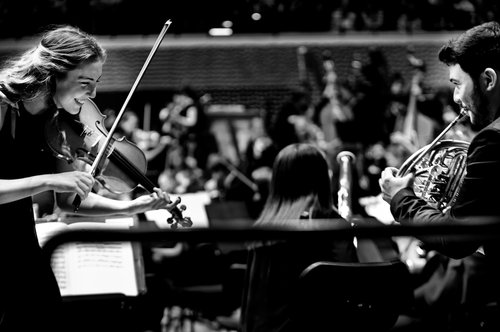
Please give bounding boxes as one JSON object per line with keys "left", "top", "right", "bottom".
{"left": 0, "top": 25, "right": 176, "bottom": 331}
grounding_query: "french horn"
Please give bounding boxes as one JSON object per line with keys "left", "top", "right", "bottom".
{"left": 396, "top": 110, "right": 469, "bottom": 212}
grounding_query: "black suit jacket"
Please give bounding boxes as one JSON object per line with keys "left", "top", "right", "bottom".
{"left": 390, "top": 116, "right": 500, "bottom": 275}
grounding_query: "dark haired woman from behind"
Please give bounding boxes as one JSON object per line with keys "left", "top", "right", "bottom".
{"left": 240, "top": 143, "right": 357, "bottom": 332}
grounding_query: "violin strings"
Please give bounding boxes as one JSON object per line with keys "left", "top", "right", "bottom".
{"left": 110, "top": 148, "right": 183, "bottom": 219}
{"left": 109, "top": 149, "right": 155, "bottom": 192}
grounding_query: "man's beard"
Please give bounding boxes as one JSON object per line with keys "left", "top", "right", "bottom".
{"left": 470, "top": 84, "right": 489, "bottom": 132}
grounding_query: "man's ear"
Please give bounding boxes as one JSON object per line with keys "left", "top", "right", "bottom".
{"left": 481, "top": 68, "right": 498, "bottom": 92}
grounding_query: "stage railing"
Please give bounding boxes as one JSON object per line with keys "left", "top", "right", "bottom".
{"left": 42, "top": 217, "right": 500, "bottom": 259}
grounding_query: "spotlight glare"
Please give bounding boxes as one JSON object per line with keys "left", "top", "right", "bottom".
{"left": 208, "top": 28, "right": 233, "bottom": 36}
{"left": 251, "top": 12, "right": 262, "bottom": 21}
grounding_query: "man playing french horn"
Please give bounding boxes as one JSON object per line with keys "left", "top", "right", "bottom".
{"left": 380, "top": 21, "right": 500, "bottom": 329}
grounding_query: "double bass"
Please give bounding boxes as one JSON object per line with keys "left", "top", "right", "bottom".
{"left": 390, "top": 53, "right": 425, "bottom": 157}
{"left": 387, "top": 50, "right": 437, "bottom": 168}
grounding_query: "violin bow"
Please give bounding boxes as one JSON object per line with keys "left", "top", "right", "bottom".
{"left": 73, "top": 19, "right": 172, "bottom": 211}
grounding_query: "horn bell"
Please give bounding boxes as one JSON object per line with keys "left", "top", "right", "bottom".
{"left": 397, "top": 139, "right": 469, "bottom": 212}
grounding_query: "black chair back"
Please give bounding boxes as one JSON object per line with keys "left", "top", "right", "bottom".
{"left": 296, "top": 260, "right": 414, "bottom": 331}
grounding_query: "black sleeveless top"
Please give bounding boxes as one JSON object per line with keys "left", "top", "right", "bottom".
{"left": 0, "top": 101, "right": 62, "bottom": 330}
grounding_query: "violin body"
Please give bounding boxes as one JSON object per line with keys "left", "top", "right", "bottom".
{"left": 45, "top": 99, "right": 193, "bottom": 228}
{"left": 45, "top": 99, "right": 148, "bottom": 194}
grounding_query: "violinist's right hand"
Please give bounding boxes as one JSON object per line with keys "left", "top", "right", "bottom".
{"left": 48, "top": 171, "right": 95, "bottom": 200}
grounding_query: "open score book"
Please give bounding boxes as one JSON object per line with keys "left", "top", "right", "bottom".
{"left": 37, "top": 217, "right": 146, "bottom": 297}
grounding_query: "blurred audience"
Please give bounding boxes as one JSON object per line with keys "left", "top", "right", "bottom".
{"left": 0, "top": 0, "right": 497, "bottom": 37}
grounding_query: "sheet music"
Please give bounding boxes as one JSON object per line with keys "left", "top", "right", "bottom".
{"left": 53, "top": 240, "right": 138, "bottom": 296}
{"left": 37, "top": 217, "right": 143, "bottom": 297}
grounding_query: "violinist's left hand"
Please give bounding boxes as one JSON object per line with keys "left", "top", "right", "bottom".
{"left": 129, "top": 187, "right": 180, "bottom": 214}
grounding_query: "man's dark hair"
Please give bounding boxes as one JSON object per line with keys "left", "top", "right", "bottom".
{"left": 438, "top": 21, "right": 500, "bottom": 80}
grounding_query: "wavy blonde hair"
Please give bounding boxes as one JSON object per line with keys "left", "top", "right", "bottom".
{"left": 0, "top": 25, "right": 106, "bottom": 103}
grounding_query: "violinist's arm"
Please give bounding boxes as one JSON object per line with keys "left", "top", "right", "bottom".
{"left": 53, "top": 155, "right": 174, "bottom": 217}
{"left": 0, "top": 176, "right": 56, "bottom": 205}
{"left": 55, "top": 189, "right": 172, "bottom": 217}
{"left": 56, "top": 191, "right": 134, "bottom": 216}
{"left": 0, "top": 172, "right": 94, "bottom": 205}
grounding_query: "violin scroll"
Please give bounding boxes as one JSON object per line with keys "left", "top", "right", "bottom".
{"left": 164, "top": 196, "right": 193, "bottom": 229}
{"left": 167, "top": 203, "right": 193, "bottom": 229}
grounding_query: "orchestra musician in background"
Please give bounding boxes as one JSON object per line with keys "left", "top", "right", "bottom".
{"left": 157, "top": 86, "right": 218, "bottom": 194}
{"left": 241, "top": 143, "right": 357, "bottom": 332}
{"left": 159, "top": 86, "right": 217, "bottom": 171}
{"left": 0, "top": 25, "right": 177, "bottom": 331}
{"left": 115, "top": 109, "right": 171, "bottom": 164}
{"left": 388, "top": 49, "right": 444, "bottom": 165}
{"left": 380, "top": 21, "right": 500, "bottom": 330}
{"left": 268, "top": 85, "right": 313, "bottom": 151}
{"left": 312, "top": 50, "right": 354, "bottom": 165}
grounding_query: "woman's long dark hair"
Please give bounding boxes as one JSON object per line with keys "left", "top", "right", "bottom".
{"left": 254, "top": 143, "right": 334, "bottom": 227}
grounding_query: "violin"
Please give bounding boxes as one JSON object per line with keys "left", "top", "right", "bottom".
{"left": 44, "top": 99, "right": 192, "bottom": 229}
{"left": 43, "top": 19, "right": 191, "bottom": 229}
